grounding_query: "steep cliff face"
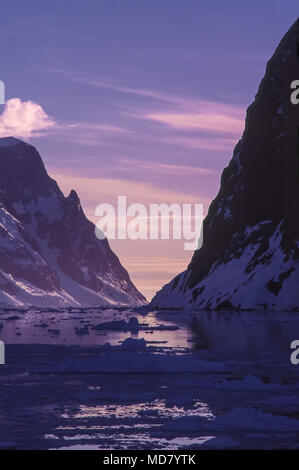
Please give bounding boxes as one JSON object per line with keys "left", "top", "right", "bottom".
{"left": 151, "top": 19, "right": 299, "bottom": 311}
{"left": 0, "top": 137, "right": 146, "bottom": 307}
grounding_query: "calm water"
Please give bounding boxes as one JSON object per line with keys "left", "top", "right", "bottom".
{"left": 1, "top": 308, "right": 299, "bottom": 449}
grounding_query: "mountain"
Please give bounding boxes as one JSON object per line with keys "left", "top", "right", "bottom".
{"left": 151, "top": 19, "right": 299, "bottom": 311}
{"left": 0, "top": 137, "right": 146, "bottom": 307}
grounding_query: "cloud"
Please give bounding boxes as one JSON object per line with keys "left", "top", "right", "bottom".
{"left": 0, "top": 98, "right": 55, "bottom": 139}
{"left": 45, "top": 67, "right": 179, "bottom": 103}
{"left": 62, "top": 122, "right": 131, "bottom": 133}
{"left": 125, "top": 100, "right": 245, "bottom": 136}
{"left": 0, "top": 97, "right": 130, "bottom": 144}
{"left": 46, "top": 68, "right": 246, "bottom": 116}
{"left": 45, "top": 68, "right": 246, "bottom": 151}
{"left": 51, "top": 121, "right": 135, "bottom": 147}
{"left": 114, "top": 158, "right": 219, "bottom": 177}
{"left": 145, "top": 110, "right": 244, "bottom": 134}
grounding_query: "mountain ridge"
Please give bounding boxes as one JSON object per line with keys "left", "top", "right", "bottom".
{"left": 0, "top": 137, "right": 146, "bottom": 307}
{"left": 151, "top": 18, "right": 299, "bottom": 311}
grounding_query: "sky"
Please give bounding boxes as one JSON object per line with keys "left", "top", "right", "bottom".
{"left": 0, "top": 1, "right": 298, "bottom": 300}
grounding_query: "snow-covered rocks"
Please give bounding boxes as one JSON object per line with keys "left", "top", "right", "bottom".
{"left": 0, "top": 137, "right": 146, "bottom": 307}
{"left": 151, "top": 19, "right": 299, "bottom": 311}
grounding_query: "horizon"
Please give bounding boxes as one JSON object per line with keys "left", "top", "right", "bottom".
{"left": 0, "top": 1, "right": 298, "bottom": 299}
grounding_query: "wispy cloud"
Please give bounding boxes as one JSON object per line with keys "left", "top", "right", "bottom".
{"left": 144, "top": 109, "right": 244, "bottom": 134}
{"left": 45, "top": 67, "right": 182, "bottom": 104}
{"left": 61, "top": 122, "right": 132, "bottom": 134}
{"left": 46, "top": 68, "right": 245, "bottom": 124}
{"left": 47, "top": 66, "right": 244, "bottom": 104}
{"left": 44, "top": 68, "right": 246, "bottom": 152}
{"left": 50, "top": 121, "right": 135, "bottom": 147}
{"left": 124, "top": 99, "right": 245, "bottom": 136}
{"left": 114, "top": 158, "right": 219, "bottom": 177}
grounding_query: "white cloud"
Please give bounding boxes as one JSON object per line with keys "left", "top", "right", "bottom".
{"left": 0, "top": 98, "right": 55, "bottom": 139}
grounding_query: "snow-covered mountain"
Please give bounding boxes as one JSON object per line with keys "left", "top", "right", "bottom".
{"left": 151, "top": 19, "right": 299, "bottom": 311}
{"left": 0, "top": 137, "right": 146, "bottom": 307}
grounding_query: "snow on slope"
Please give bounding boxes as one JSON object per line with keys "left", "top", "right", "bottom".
{"left": 151, "top": 19, "right": 299, "bottom": 311}
{"left": 0, "top": 137, "right": 146, "bottom": 307}
{"left": 152, "top": 221, "right": 299, "bottom": 310}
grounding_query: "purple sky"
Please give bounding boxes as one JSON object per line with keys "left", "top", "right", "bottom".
{"left": 0, "top": 1, "right": 298, "bottom": 299}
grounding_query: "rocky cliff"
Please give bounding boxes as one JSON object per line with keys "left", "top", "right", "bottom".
{"left": 151, "top": 19, "right": 299, "bottom": 311}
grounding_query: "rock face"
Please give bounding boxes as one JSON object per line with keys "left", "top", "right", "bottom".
{"left": 151, "top": 19, "right": 299, "bottom": 311}
{"left": 0, "top": 137, "right": 146, "bottom": 307}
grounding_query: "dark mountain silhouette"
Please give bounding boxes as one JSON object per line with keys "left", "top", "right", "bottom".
{"left": 151, "top": 19, "right": 299, "bottom": 311}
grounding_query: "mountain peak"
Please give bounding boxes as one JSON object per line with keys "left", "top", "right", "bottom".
{"left": 0, "top": 136, "right": 27, "bottom": 147}
{"left": 262, "top": 17, "right": 299, "bottom": 73}
{"left": 0, "top": 140, "right": 146, "bottom": 307}
{"left": 68, "top": 189, "right": 79, "bottom": 201}
{"left": 0, "top": 137, "right": 62, "bottom": 205}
